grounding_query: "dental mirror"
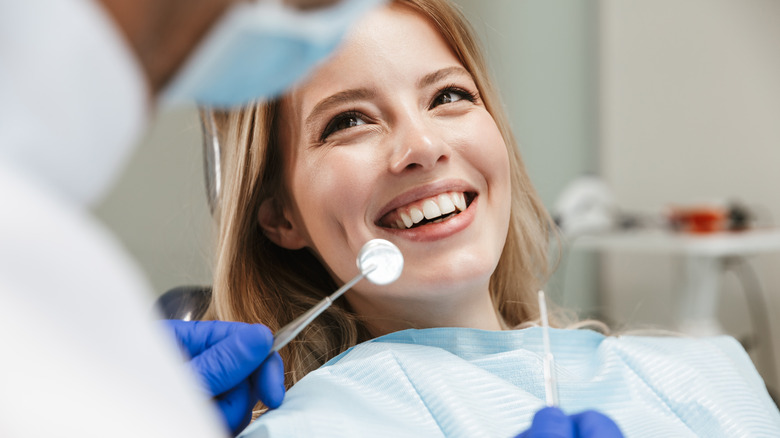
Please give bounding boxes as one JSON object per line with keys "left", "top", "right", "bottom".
{"left": 357, "top": 238, "right": 404, "bottom": 285}
{"left": 270, "top": 239, "right": 403, "bottom": 353}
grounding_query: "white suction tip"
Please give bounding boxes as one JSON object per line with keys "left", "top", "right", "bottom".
{"left": 357, "top": 239, "right": 403, "bottom": 285}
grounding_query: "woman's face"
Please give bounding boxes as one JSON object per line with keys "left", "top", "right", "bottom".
{"left": 271, "top": 5, "right": 512, "bottom": 332}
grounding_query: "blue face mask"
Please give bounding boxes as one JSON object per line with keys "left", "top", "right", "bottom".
{"left": 162, "top": 0, "right": 386, "bottom": 108}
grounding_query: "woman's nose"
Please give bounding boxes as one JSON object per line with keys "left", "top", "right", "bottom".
{"left": 388, "top": 119, "right": 450, "bottom": 174}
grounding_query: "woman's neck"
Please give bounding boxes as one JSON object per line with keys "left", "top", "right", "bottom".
{"left": 351, "top": 285, "right": 503, "bottom": 338}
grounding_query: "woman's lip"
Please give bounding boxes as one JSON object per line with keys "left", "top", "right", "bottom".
{"left": 378, "top": 195, "right": 478, "bottom": 242}
{"left": 374, "top": 179, "right": 478, "bottom": 223}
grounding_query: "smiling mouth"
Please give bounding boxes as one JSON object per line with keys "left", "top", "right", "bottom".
{"left": 377, "top": 191, "right": 476, "bottom": 230}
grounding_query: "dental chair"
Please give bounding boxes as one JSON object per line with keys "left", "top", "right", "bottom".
{"left": 156, "top": 285, "right": 212, "bottom": 320}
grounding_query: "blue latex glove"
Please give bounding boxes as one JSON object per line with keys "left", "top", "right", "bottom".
{"left": 165, "top": 320, "right": 285, "bottom": 435}
{"left": 515, "top": 407, "right": 623, "bottom": 438}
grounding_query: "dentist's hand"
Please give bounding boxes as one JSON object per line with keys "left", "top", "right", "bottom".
{"left": 165, "top": 320, "right": 285, "bottom": 435}
{"left": 515, "top": 407, "right": 623, "bottom": 438}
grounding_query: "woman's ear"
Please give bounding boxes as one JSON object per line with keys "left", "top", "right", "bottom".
{"left": 258, "top": 197, "right": 307, "bottom": 250}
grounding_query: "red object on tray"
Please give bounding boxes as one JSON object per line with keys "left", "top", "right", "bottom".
{"left": 668, "top": 206, "right": 728, "bottom": 234}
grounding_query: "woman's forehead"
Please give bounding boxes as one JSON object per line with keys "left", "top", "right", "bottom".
{"left": 287, "top": 4, "right": 462, "bottom": 117}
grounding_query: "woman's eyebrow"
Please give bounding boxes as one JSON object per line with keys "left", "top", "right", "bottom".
{"left": 305, "top": 87, "right": 376, "bottom": 131}
{"left": 416, "top": 66, "right": 471, "bottom": 89}
{"left": 302, "top": 67, "right": 470, "bottom": 131}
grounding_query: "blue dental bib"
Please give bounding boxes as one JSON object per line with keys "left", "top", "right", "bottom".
{"left": 240, "top": 327, "right": 780, "bottom": 437}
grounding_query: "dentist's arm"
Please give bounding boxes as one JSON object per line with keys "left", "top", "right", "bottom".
{"left": 165, "top": 320, "right": 285, "bottom": 435}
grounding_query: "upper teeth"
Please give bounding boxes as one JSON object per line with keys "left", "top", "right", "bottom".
{"left": 388, "top": 192, "right": 468, "bottom": 230}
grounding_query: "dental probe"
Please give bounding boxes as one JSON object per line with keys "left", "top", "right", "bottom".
{"left": 270, "top": 239, "right": 404, "bottom": 354}
{"left": 538, "top": 290, "right": 559, "bottom": 407}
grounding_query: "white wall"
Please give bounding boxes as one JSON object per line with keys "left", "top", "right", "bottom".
{"left": 599, "top": 0, "right": 780, "bottom": 390}
{"left": 93, "top": 106, "right": 213, "bottom": 297}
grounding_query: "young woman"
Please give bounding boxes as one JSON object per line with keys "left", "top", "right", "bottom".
{"left": 208, "top": 0, "right": 551, "bottom": 384}
{"left": 204, "top": 1, "right": 780, "bottom": 436}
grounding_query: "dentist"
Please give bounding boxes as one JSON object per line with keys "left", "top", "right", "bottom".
{"left": 0, "top": 0, "right": 382, "bottom": 436}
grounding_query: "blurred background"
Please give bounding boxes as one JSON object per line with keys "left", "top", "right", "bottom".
{"left": 94, "top": 0, "right": 780, "bottom": 395}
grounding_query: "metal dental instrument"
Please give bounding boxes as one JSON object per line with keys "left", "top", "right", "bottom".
{"left": 200, "top": 107, "right": 222, "bottom": 215}
{"left": 538, "top": 290, "right": 559, "bottom": 407}
{"left": 270, "top": 239, "right": 404, "bottom": 353}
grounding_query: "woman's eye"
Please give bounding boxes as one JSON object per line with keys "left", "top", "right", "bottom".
{"left": 321, "top": 111, "right": 367, "bottom": 141}
{"left": 430, "top": 87, "right": 477, "bottom": 109}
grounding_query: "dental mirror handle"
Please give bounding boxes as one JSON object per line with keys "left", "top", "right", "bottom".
{"left": 270, "top": 266, "right": 374, "bottom": 354}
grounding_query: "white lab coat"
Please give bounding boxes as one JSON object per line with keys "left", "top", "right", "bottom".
{"left": 0, "top": 0, "right": 224, "bottom": 436}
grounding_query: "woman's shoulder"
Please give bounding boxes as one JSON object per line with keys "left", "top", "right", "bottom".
{"left": 606, "top": 332, "right": 760, "bottom": 385}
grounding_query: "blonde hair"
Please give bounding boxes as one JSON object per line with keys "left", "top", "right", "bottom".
{"left": 204, "top": 0, "right": 555, "bottom": 397}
